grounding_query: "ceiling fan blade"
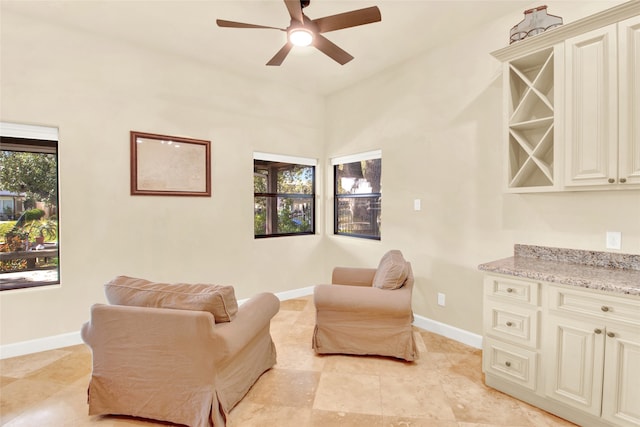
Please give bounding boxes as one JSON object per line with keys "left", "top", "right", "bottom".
{"left": 216, "top": 19, "right": 283, "bottom": 31}
{"left": 266, "top": 42, "right": 294, "bottom": 66}
{"left": 284, "top": 0, "right": 304, "bottom": 23}
{"left": 313, "top": 34, "right": 354, "bottom": 65}
{"left": 313, "top": 6, "right": 381, "bottom": 33}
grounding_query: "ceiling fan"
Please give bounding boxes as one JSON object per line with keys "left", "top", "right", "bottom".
{"left": 216, "top": 0, "right": 382, "bottom": 66}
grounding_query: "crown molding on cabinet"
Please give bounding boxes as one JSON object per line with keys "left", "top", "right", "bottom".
{"left": 491, "top": 1, "right": 640, "bottom": 62}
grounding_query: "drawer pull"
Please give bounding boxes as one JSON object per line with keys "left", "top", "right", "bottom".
{"left": 505, "top": 361, "right": 511, "bottom": 367}
{"left": 601, "top": 306, "right": 610, "bottom": 312}
{"left": 607, "top": 332, "right": 615, "bottom": 338}
{"left": 594, "top": 328, "right": 602, "bottom": 334}
{"left": 506, "top": 288, "right": 514, "bottom": 293}
{"left": 506, "top": 321, "right": 513, "bottom": 327}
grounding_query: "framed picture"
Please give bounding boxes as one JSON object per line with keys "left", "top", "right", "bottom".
{"left": 130, "top": 131, "right": 211, "bottom": 197}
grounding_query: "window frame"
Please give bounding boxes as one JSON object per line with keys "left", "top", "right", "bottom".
{"left": 0, "top": 122, "right": 60, "bottom": 291}
{"left": 253, "top": 152, "right": 317, "bottom": 239}
{"left": 332, "top": 150, "right": 382, "bottom": 240}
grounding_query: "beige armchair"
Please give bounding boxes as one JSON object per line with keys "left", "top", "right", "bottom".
{"left": 81, "top": 276, "right": 280, "bottom": 427}
{"left": 312, "top": 250, "right": 418, "bottom": 361}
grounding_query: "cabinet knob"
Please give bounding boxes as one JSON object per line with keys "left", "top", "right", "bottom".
{"left": 594, "top": 328, "right": 602, "bottom": 334}
{"left": 620, "top": 178, "right": 627, "bottom": 183}
{"left": 608, "top": 178, "right": 615, "bottom": 183}
{"left": 506, "top": 321, "right": 513, "bottom": 327}
{"left": 601, "top": 306, "right": 610, "bottom": 312}
{"left": 505, "top": 361, "right": 512, "bottom": 367}
{"left": 506, "top": 288, "right": 514, "bottom": 293}
{"left": 607, "top": 332, "right": 615, "bottom": 338}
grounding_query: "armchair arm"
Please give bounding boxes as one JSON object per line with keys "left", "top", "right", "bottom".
{"left": 211, "top": 292, "right": 280, "bottom": 362}
{"left": 314, "top": 283, "right": 412, "bottom": 317}
{"left": 331, "top": 267, "right": 377, "bottom": 287}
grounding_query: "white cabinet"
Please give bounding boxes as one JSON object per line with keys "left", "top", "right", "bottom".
{"left": 482, "top": 273, "right": 640, "bottom": 427}
{"left": 618, "top": 16, "right": 640, "bottom": 187}
{"left": 544, "top": 313, "right": 605, "bottom": 416}
{"left": 563, "top": 24, "right": 617, "bottom": 187}
{"left": 483, "top": 275, "right": 541, "bottom": 391}
{"left": 564, "top": 16, "right": 640, "bottom": 188}
{"left": 491, "top": 2, "right": 640, "bottom": 192}
{"left": 544, "top": 285, "right": 640, "bottom": 427}
{"left": 602, "top": 323, "right": 640, "bottom": 427}
{"left": 502, "top": 47, "right": 561, "bottom": 191}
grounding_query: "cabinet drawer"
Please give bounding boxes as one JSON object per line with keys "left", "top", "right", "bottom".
{"left": 484, "top": 301, "right": 539, "bottom": 348}
{"left": 483, "top": 337, "right": 537, "bottom": 391}
{"left": 484, "top": 275, "right": 540, "bottom": 306}
{"left": 548, "top": 285, "right": 640, "bottom": 326}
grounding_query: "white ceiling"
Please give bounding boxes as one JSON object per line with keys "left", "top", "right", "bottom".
{"left": 2, "top": 0, "right": 534, "bottom": 94}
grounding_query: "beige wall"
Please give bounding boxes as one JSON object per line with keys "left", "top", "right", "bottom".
{"left": 324, "top": 1, "right": 639, "bottom": 335}
{"left": 2, "top": 1, "right": 639, "bottom": 346}
{"left": 0, "top": 10, "right": 326, "bottom": 345}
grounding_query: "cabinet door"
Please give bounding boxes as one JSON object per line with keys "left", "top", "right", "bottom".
{"left": 618, "top": 15, "right": 640, "bottom": 186}
{"left": 565, "top": 24, "right": 618, "bottom": 187}
{"left": 544, "top": 314, "right": 605, "bottom": 415}
{"left": 601, "top": 323, "right": 640, "bottom": 427}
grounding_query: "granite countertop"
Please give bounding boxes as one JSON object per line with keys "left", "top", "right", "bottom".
{"left": 478, "top": 244, "right": 640, "bottom": 297}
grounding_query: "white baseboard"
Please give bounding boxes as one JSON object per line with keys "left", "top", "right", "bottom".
{"left": 0, "top": 331, "right": 83, "bottom": 360}
{"left": 0, "top": 286, "right": 480, "bottom": 359}
{"left": 413, "top": 314, "right": 483, "bottom": 349}
{"left": 237, "top": 286, "right": 314, "bottom": 306}
{"left": 275, "top": 286, "right": 314, "bottom": 301}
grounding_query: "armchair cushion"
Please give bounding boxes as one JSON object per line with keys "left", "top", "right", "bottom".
{"left": 104, "top": 275, "right": 238, "bottom": 323}
{"left": 372, "top": 250, "right": 409, "bottom": 290}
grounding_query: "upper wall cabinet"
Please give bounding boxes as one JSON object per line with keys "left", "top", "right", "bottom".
{"left": 618, "top": 16, "right": 640, "bottom": 187}
{"left": 504, "top": 46, "right": 561, "bottom": 191}
{"left": 565, "top": 16, "right": 640, "bottom": 188}
{"left": 491, "top": 3, "right": 640, "bottom": 193}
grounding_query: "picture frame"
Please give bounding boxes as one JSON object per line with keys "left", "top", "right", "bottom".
{"left": 130, "top": 131, "right": 211, "bottom": 197}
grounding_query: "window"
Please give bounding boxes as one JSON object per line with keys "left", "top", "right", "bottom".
{"left": 0, "top": 123, "right": 59, "bottom": 291}
{"left": 253, "top": 152, "right": 316, "bottom": 238}
{"left": 333, "top": 151, "right": 382, "bottom": 240}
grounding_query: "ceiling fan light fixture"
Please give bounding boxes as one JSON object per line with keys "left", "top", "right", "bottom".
{"left": 289, "top": 28, "right": 313, "bottom": 47}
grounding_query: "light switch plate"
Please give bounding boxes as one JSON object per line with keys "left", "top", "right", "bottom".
{"left": 414, "top": 199, "right": 421, "bottom": 211}
{"left": 606, "top": 231, "right": 622, "bottom": 250}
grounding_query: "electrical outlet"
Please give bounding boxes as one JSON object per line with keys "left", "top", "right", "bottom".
{"left": 606, "top": 231, "right": 622, "bottom": 250}
{"left": 437, "top": 293, "right": 446, "bottom": 307}
{"left": 414, "top": 199, "right": 421, "bottom": 211}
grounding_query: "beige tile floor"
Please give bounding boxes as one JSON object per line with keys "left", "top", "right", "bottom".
{"left": 0, "top": 296, "right": 576, "bottom": 427}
